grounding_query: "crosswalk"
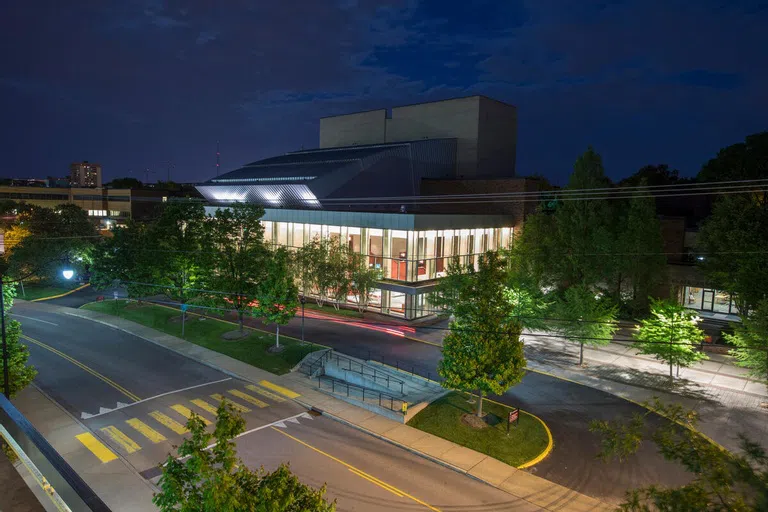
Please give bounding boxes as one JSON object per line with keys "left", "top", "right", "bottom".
{"left": 77, "top": 381, "right": 299, "bottom": 463}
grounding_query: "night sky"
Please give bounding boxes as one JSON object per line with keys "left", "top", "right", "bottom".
{"left": 1, "top": 1, "right": 766, "bottom": 185}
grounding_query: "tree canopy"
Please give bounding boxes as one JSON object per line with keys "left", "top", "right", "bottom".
{"left": 724, "top": 300, "right": 768, "bottom": 383}
{"left": 697, "top": 131, "right": 768, "bottom": 182}
{"left": 551, "top": 285, "right": 618, "bottom": 365}
{"left": 438, "top": 251, "right": 526, "bottom": 418}
{"left": 1, "top": 284, "right": 36, "bottom": 398}
{"left": 253, "top": 247, "right": 298, "bottom": 348}
{"left": 154, "top": 400, "right": 335, "bottom": 512}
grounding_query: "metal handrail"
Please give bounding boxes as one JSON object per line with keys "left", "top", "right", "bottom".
{"left": 317, "top": 374, "right": 404, "bottom": 414}
{"left": 329, "top": 352, "right": 406, "bottom": 394}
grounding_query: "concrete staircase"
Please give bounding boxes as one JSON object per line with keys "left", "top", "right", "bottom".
{"left": 295, "top": 350, "right": 447, "bottom": 423}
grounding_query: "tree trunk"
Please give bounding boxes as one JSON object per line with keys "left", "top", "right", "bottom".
{"left": 579, "top": 341, "right": 584, "bottom": 365}
{"left": 275, "top": 324, "right": 280, "bottom": 348}
{"left": 238, "top": 311, "right": 244, "bottom": 333}
{"left": 476, "top": 391, "right": 483, "bottom": 418}
{"left": 670, "top": 360, "right": 673, "bottom": 379}
{"left": 676, "top": 364, "right": 680, "bottom": 378}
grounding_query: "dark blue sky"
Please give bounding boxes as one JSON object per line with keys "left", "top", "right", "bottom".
{"left": 1, "top": 1, "right": 766, "bottom": 185}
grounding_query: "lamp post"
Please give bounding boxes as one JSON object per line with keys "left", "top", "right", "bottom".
{"left": 2, "top": 267, "right": 74, "bottom": 398}
{"left": 300, "top": 295, "right": 306, "bottom": 342}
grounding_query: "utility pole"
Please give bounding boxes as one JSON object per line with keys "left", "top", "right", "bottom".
{"left": 144, "top": 167, "right": 155, "bottom": 185}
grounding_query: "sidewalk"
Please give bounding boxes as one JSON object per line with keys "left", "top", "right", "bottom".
{"left": 11, "top": 385, "right": 156, "bottom": 512}
{"left": 58, "top": 304, "right": 612, "bottom": 511}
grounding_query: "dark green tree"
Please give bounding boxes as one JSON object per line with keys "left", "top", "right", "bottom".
{"left": 204, "top": 204, "right": 268, "bottom": 333}
{"left": 147, "top": 202, "right": 209, "bottom": 319}
{"left": 551, "top": 285, "right": 619, "bottom": 365}
{"left": 7, "top": 204, "right": 96, "bottom": 282}
{"left": 90, "top": 221, "right": 155, "bottom": 298}
{"left": 1, "top": 284, "right": 36, "bottom": 397}
{"left": 618, "top": 164, "right": 689, "bottom": 187}
{"left": 106, "top": 177, "right": 143, "bottom": 189}
{"left": 253, "top": 247, "right": 298, "bottom": 349}
{"left": 348, "top": 252, "right": 382, "bottom": 316}
{"left": 438, "top": 252, "right": 527, "bottom": 417}
{"left": 431, "top": 256, "right": 471, "bottom": 315}
{"left": 724, "top": 300, "right": 768, "bottom": 384}
{"left": 697, "top": 131, "right": 768, "bottom": 182}
{"left": 634, "top": 299, "right": 707, "bottom": 379}
{"left": 154, "top": 401, "right": 335, "bottom": 511}
{"left": 590, "top": 400, "right": 768, "bottom": 511}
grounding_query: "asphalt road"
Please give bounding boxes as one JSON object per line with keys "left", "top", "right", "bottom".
{"left": 41, "top": 288, "right": 691, "bottom": 502}
{"left": 12, "top": 301, "right": 535, "bottom": 511}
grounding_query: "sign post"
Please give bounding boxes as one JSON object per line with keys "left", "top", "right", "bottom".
{"left": 181, "top": 303, "right": 188, "bottom": 338}
{"left": 401, "top": 402, "right": 408, "bottom": 415}
{"left": 507, "top": 408, "right": 520, "bottom": 435}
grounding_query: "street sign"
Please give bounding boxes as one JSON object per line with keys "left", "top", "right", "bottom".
{"left": 180, "top": 304, "right": 188, "bottom": 312}
{"left": 507, "top": 408, "right": 520, "bottom": 435}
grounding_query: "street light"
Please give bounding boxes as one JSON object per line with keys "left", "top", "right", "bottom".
{"left": 300, "top": 295, "right": 306, "bottom": 342}
{"left": 62, "top": 269, "right": 74, "bottom": 280}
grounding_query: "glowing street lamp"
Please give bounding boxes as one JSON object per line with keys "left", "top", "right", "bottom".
{"left": 62, "top": 269, "right": 74, "bottom": 280}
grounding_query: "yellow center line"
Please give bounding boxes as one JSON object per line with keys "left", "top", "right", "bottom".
{"left": 270, "top": 427, "right": 441, "bottom": 512}
{"left": 348, "top": 468, "right": 404, "bottom": 497}
{"left": 21, "top": 335, "right": 140, "bottom": 402}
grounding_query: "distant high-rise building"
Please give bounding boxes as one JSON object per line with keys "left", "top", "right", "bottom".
{"left": 70, "top": 161, "right": 102, "bottom": 188}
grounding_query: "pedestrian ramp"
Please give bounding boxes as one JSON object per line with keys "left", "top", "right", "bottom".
{"left": 76, "top": 381, "right": 300, "bottom": 464}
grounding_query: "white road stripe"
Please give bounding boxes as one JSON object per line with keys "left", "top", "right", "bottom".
{"left": 10, "top": 314, "right": 58, "bottom": 326}
{"left": 82, "top": 378, "right": 232, "bottom": 419}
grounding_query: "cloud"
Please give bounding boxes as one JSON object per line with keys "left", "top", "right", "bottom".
{"left": 195, "top": 30, "right": 218, "bottom": 45}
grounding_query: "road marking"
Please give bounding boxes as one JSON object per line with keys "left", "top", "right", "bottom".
{"left": 270, "top": 427, "right": 440, "bottom": 511}
{"left": 22, "top": 335, "right": 140, "bottom": 402}
{"left": 100, "top": 426, "right": 141, "bottom": 454}
{"left": 126, "top": 418, "right": 167, "bottom": 444}
{"left": 83, "top": 378, "right": 233, "bottom": 419}
{"left": 171, "top": 404, "right": 212, "bottom": 425}
{"left": 245, "top": 384, "right": 285, "bottom": 402}
{"left": 210, "top": 393, "right": 251, "bottom": 413}
{"left": 258, "top": 380, "right": 300, "bottom": 399}
{"left": 191, "top": 398, "right": 219, "bottom": 416}
{"left": 227, "top": 389, "right": 267, "bottom": 408}
{"left": 349, "top": 468, "right": 403, "bottom": 497}
{"left": 75, "top": 433, "right": 118, "bottom": 463}
{"left": 149, "top": 411, "right": 188, "bottom": 435}
{"left": 10, "top": 314, "right": 58, "bottom": 326}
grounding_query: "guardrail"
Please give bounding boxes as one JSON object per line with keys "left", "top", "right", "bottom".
{"left": 317, "top": 375, "right": 405, "bottom": 414}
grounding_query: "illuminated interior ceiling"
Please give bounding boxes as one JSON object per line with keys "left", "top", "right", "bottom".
{"left": 196, "top": 139, "right": 457, "bottom": 209}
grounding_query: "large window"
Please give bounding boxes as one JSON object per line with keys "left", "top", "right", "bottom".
{"left": 683, "top": 286, "right": 739, "bottom": 315}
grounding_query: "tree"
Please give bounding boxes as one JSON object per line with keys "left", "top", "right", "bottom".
{"left": 431, "top": 256, "right": 471, "bottom": 315}
{"left": 147, "top": 202, "right": 209, "bottom": 320}
{"left": 698, "top": 193, "right": 768, "bottom": 316}
{"left": 634, "top": 299, "right": 707, "bottom": 379}
{"left": 205, "top": 204, "right": 268, "bottom": 333}
{"left": 697, "top": 131, "right": 768, "bottom": 182}
{"left": 612, "top": 183, "right": 667, "bottom": 315}
{"left": 154, "top": 400, "right": 335, "bottom": 512}
{"left": 590, "top": 399, "right": 768, "bottom": 511}
{"left": 253, "top": 248, "right": 298, "bottom": 349}
{"left": 348, "top": 253, "right": 382, "bottom": 316}
{"left": 90, "top": 221, "right": 156, "bottom": 299}
{"left": 438, "top": 252, "right": 526, "bottom": 418}
{"left": 724, "top": 300, "right": 768, "bottom": 383}
{"left": 618, "top": 164, "right": 689, "bottom": 187}
{"left": 1, "top": 284, "right": 36, "bottom": 397}
{"left": 106, "top": 177, "right": 143, "bottom": 189}
{"left": 326, "top": 238, "right": 352, "bottom": 311}
{"left": 551, "top": 285, "right": 619, "bottom": 365}
{"left": 7, "top": 204, "right": 96, "bottom": 282}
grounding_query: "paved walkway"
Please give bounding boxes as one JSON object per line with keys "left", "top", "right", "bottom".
{"left": 58, "top": 304, "right": 611, "bottom": 511}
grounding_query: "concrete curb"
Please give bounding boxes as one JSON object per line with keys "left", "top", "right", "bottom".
{"left": 28, "top": 283, "right": 90, "bottom": 302}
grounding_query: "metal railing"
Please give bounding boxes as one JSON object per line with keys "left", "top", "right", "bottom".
{"left": 317, "top": 375, "right": 405, "bottom": 414}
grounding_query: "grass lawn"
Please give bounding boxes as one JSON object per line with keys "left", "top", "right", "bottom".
{"left": 407, "top": 391, "right": 551, "bottom": 468}
{"left": 81, "top": 300, "right": 316, "bottom": 375}
{"left": 303, "top": 301, "right": 364, "bottom": 319}
{"left": 17, "top": 281, "right": 82, "bottom": 301}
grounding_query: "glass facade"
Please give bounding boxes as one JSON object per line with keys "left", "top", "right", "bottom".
{"left": 681, "top": 286, "right": 739, "bottom": 315}
{"left": 260, "top": 220, "right": 513, "bottom": 319}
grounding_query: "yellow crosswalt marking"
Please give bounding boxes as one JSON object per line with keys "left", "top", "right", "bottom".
{"left": 191, "top": 398, "right": 219, "bottom": 416}
{"left": 171, "top": 404, "right": 212, "bottom": 425}
{"left": 258, "top": 380, "right": 299, "bottom": 399}
{"left": 149, "top": 411, "right": 188, "bottom": 435}
{"left": 75, "top": 433, "right": 117, "bottom": 463}
{"left": 271, "top": 428, "right": 440, "bottom": 511}
{"left": 126, "top": 419, "right": 166, "bottom": 444}
{"left": 210, "top": 394, "right": 251, "bottom": 413}
{"left": 349, "top": 468, "right": 404, "bottom": 497}
{"left": 245, "top": 384, "right": 285, "bottom": 402}
{"left": 22, "top": 335, "right": 140, "bottom": 402}
{"left": 100, "top": 426, "right": 141, "bottom": 454}
{"left": 227, "top": 390, "right": 267, "bottom": 408}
